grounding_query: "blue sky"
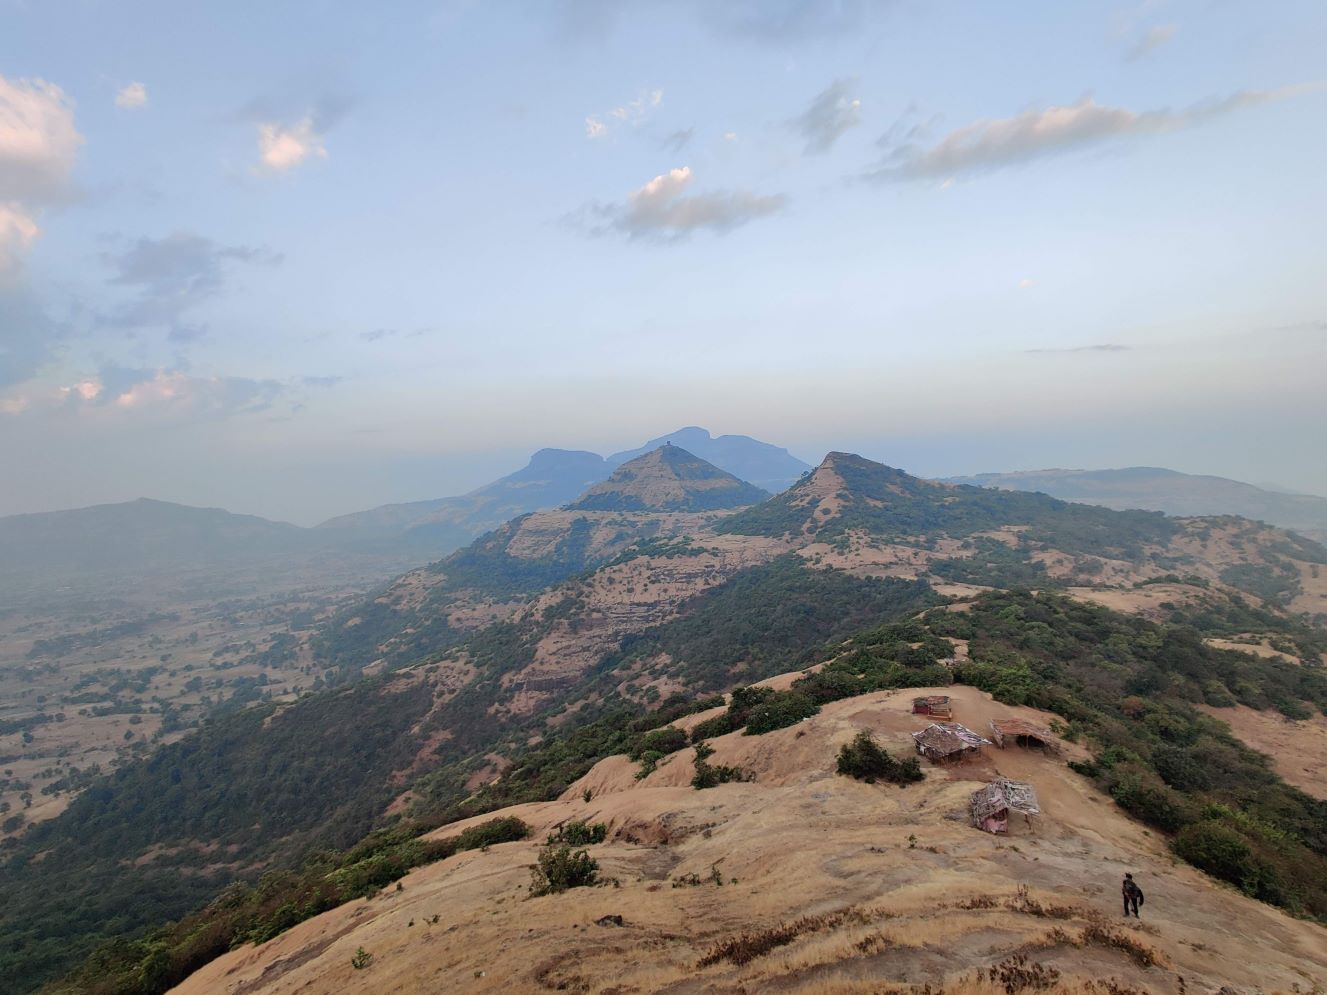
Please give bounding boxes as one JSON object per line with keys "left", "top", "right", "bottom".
{"left": 1, "top": 0, "right": 1325, "bottom": 523}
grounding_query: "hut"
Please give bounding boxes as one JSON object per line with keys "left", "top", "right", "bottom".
{"left": 988, "top": 718, "right": 1058, "bottom": 753}
{"left": 970, "top": 778, "right": 1041, "bottom": 834}
{"left": 911, "top": 694, "right": 953, "bottom": 718}
{"left": 912, "top": 722, "right": 989, "bottom": 764}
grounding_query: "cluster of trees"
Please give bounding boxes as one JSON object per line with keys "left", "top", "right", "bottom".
{"left": 608, "top": 555, "right": 939, "bottom": 691}
{"left": 0, "top": 674, "right": 437, "bottom": 991}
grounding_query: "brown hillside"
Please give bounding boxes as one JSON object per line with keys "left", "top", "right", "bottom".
{"left": 170, "top": 686, "right": 1326, "bottom": 995}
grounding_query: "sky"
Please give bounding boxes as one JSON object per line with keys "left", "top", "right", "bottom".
{"left": 1, "top": 0, "right": 1325, "bottom": 524}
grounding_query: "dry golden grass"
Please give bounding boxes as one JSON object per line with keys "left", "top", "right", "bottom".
{"left": 171, "top": 686, "right": 1327, "bottom": 995}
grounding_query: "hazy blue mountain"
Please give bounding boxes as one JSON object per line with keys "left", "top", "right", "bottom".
{"left": 319, "top": 428, "right": 808, "bottom": 549}
{"left": 607, "top": 426, "right": 810, "bottom": 494}
{"left": 945, "top": 466, "right": 1327, "bottom": 541}
{"left": 0, "top": 498, "right": 307, "bottom": 573}
{"left": 316, "top": 449, "right": 609, "bottom": 549}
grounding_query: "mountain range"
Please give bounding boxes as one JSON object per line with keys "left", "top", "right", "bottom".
{"left": 9, "top": 426, "right": 1327, "bottom": 603}
{"left": 6, "top": 444, "right": 1327, "bottom": 992}
{"left": 0, "top": 428, "right": 808, "bottom": 599}
{"left": 948, "top": 466, "right": 1327, "bottom": 542}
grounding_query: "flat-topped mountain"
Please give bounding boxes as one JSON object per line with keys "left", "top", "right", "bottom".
{"left": 566, "top": 445, "right": 769, "bottom": 512}
{"left": 946, "top": 466, "right": 1327, "bottom": 542}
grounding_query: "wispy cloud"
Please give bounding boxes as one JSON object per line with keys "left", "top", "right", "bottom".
{"left": 554, "top": 0, "right": 888, "bottom": 46}
{"left": 1124, "top": 24, "right": 1177, "bottom": 62}
{"left": 702, "top": 0, "right": 885, "bottom": 44}
{"left": 0, "top": 366, "right": 292, "bottom": 420}
{"left": 100, "top": 232, "right": 279, "bottom": 340}
{"left": 793, "top": 79, "right": 862, "bottom": 154}
{"left": 867, "top": 86, "right": 1314, "bottom": 182}
{"left": 662, "top": 127, "right": 694, "bottom": 152}
{"left": 1025, "top": 344, "right": 1130, "bottom": 354}
{"left": 0, "top": 204, "right": 40, "bottom": 273}
{"left": 114, "top": 81, "right": 149, "bottom": 109}
{"left": 575, "top": 166, "right": 786, "bottom": 240}
{"left": 0, "top": 285, "right": 64, "bottom": 388}
{"left": 585, "top": 89, "right": 663, "bottom": 140}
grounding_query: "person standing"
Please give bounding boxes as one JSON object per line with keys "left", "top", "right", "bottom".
{"left": 1122, "top": 872, "right": 1144, "bottom": 917}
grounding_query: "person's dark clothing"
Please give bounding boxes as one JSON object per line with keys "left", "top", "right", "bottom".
{"left": 1122, "top": 878, "right": 1143, "bottom": 917}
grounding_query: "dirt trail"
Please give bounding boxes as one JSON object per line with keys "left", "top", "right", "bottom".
{"left": 171, "top": 687, "right": 1327, "bottom": 995}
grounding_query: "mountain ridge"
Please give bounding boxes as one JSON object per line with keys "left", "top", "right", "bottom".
{"left": 946, "top": 465, "right": 1327, "bottom": 542}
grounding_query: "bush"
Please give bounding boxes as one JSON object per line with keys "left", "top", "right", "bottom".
{"left": 528, "top": 844, "right": 599, "bottom": 896}
{"left": 455, "top": 815, "right": 530, "bottom": 850}
{"left": 690, "top": 713, "right": 737, "bottom": 742}
{"left": 546, "top": 820, "right": 607, "bottom": 846}
{"left": 1173, "top": 820, "right": 1254, "bottom": 891}
{"left": 690, "top": 742, "right": 750, "bottom": 790}
{"left": 630, "top": 725, "right": 688, "bottom": 760}
{"left": 835, "top": 731, "right": 924, "bottom": 785}
{"left": 743, "top": 691, "right": 819, "bottom": 735}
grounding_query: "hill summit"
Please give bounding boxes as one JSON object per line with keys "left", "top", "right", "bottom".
{"left": 566, "top": 444, "right": 769, "bottom": 513}
{"left": 607, "top": 426, "right": 810, "bottom": 493}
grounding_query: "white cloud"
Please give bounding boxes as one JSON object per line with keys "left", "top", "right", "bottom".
{"left": 1018, "top": 277, "right": 1035, "bottom": 290}
{"left": 0, "top": 367, "right": 290, "bottom": 419}
{"left": 0, "top": 75, "right": 82, "bottom": 204}
{"left": 793, "top": 79, "right": 862, "bottom": 154}
{"left": 114, "top": 81, "right": 148, "bottom": 109}
{"left": 579, "top": 165, "right": 787, "bottom": 240}
{"left": 0, "top": 76, "right": 81, "bottom": 271}
{"left": 585, "top": 88, "right": 662, "bottom": 139}
{"left": 1124, "top": 24, "right": 1177, "bottom": 62}
{"left": 868, "top": 86, "right": 1313, "bottom": 182}
{"left": 0, "top": 203, "right": 40, "bottom": 272}
{"left": 256, "top": 116, "right": 327, "bottom": 172}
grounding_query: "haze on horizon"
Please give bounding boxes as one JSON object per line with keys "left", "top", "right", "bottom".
{"left": 1, "top": 0, "right": 1324, "bottom": 525}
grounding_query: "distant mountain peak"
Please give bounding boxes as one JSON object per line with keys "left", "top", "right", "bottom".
{"left": 608, "top": 427, "right": 810, "bottom": 494}
{"left": 566, "top": 445, "right": 769, "bottom": 512}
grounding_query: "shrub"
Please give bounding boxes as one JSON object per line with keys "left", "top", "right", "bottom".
{"left": 546, "top": 820, "right": 607, "bottom": 846}
{"left": 743, "top": 690, "right": 818, "bottom": 735}
{"left": 528, "top": 844, "right": 599, "bottom": 896}
{"left": 1173, "top": 820, "right": 1254, "bottom": 889}
{"left": 455, "top": 815, "right": 530, "bottom": 850}
{"left": 690, "top": 741, "right": 750, "bottom": 790}
{"left": 690, "top": 713, "right": 737, "bottom": 742}
{"left": 835, "top": 731, "right": 924, "bottom": 785}
{"left": 630, "top": 725, "right": 688, "bottom": 760}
